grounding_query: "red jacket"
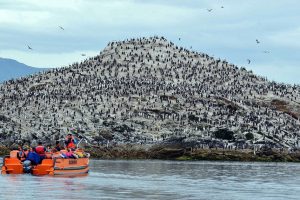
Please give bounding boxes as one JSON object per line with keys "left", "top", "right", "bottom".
{"left": 35, "top": 145, "right": 46, "bottom": 156}
{"left": 65, "top": 137, "right": 76, "bottom": 149}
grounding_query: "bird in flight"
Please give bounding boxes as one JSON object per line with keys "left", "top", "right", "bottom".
{"left": 59, "top": 26, "right": 64, "bottom": 30}
{"left": 247, "top": 59, "right": 251, "bottom": 64}
{"left": 207, "top": 9, "right": 213, "bottom": 12}
{"left": 27, "top": 45, "right": 33, "bottom": 50}
{"left": 256, "top": 39, "right": 260, "bottom": 44}
{"left": 221, "top": 6, "right": 224, "bottom": 8}
{"left": 179, "top": 38, "right": 181, "bottom": 41}
{"left": 81, "top": 54, "right": 86, "bottom": 56}
{"left": 263, "top": 50, "right": 270, "bottom": 53}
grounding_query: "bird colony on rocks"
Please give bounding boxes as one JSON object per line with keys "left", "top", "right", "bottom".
{"left": 0, "top": 36, "right": 300, "bottom": 150}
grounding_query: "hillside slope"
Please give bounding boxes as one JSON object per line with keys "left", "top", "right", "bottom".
{"left": 0, "top": 37, "right": 299, "bottom": 149}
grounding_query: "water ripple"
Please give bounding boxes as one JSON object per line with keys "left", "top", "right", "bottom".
{"left": 0, "top": 160, "right": 300, "bottom": 199}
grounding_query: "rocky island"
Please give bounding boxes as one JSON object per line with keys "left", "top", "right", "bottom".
{"left": 1, "top": 36, "right": 300, "bottom": 161}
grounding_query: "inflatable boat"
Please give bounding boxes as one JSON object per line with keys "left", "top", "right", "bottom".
{"left": 1, "top": 150, "right": 89, "bottom": 176}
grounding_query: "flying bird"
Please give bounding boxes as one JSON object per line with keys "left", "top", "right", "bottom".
{"left": 247, "top": 59, "right": 251, "bottom": 64}
{"left": 221, "top": 6, "right": 224, "bottom": 8}
{"left": 263, "top": 50, "right": 270, "bottom": 53}
{"left": 81, "top": 54, "right": 86, "bottom": 56}
{"left": 256, "top": 39, "right": 260, "bottom": 44}
{"left": 207, "top": 9, "right": 213, "bottom": 12}
{"left": 59, "top": 26, "right": 64, "bottom": 30}
{"left": 27, "top": 45, "right": 33, "bottom": 50}
{"left": 179, "top": 38, "right": 181, "bottom": 41}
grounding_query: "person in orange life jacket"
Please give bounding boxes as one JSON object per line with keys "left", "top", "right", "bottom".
{"left": 35, "top": 141, "right": 46, "bottom": 159}
{"left": 65, "top": 133, "right": 77, "bottom": 149}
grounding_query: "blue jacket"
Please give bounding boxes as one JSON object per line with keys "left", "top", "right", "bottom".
{"left": 26, "top": 152, "right": 41, "bottom": 165}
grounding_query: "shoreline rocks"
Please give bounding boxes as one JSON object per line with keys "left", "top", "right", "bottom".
{"left": 84, "top": 144, "right": 300, "bottom": 162}
{"left": 1, "top": 144, "right": 300, "bottom": 162}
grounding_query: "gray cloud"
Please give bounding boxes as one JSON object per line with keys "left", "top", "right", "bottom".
{"left": 0, "top": 0, "right": 299, "bottom": 84}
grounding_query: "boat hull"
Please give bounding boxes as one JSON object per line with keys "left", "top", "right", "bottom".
{"left": 2, "top": 156, "right": 89, "bottom": 176}
{"left": 1, "top": 156, "right": 23, "bottom": 174}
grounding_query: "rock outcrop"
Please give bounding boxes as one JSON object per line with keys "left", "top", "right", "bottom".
{"left": 0, "top": 36, "right": 300, "bottom": 149}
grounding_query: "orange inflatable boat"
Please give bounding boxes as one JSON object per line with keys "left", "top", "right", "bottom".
{"left": 1, "top": 150, "right": 89, "bottom": 176}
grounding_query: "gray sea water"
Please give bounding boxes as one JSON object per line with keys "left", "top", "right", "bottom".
{"left": 0, "top": 159, "right": 299, "bottom": 200}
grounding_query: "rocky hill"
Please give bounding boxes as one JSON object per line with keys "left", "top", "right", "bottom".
{"left": 0, "top": 36, "right": 300, "bottom": 150}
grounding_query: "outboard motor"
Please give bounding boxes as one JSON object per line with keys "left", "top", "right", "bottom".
{"left": 23, "top": 160, "right": 32, "bottom": 173}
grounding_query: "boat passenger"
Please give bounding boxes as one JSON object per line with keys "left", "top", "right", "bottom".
{"left": 65, "top": 133, "right": 77, "bottom": 149}
{"left": 66, "top": 148, "right": 76, "bottom": 159}
{"left": 74, "top": 150, "right": 84, "bottom": 158}
{"left": 54, "top": 140, "right": 62, "bottom": 151}
{"left": 51, "top": 149, "right": 61, "bottom": 158}
{"left": 35, "top": 141, "right": 46, "bottom": 159}
{"left": 46, "top": 146, "right": 52, "bottom": 152}
{"left": 59, "top": 149, "right": 68, "bottom": 158}
{"left": 23, "top": 147, "right": 30, "bottom": 158}
{"left": 18, "top": 146, "right": 26, "bottom": 162}
{"left": 26, "top": 147, "right": 41, "bottom": 165}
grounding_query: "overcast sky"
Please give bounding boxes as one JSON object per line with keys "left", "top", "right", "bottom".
{"left": 0, "top": 0, "right": 300, "bottom": 84}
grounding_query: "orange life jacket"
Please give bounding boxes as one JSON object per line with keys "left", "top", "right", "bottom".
{"left": 35, "top": 145, "right": 46, "bottom": 156}
{"left": 66, "top": 138, "right": 76, "bottom": 149}
{"left": 67, "top": 141, "right": 76, "bottom": 149}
